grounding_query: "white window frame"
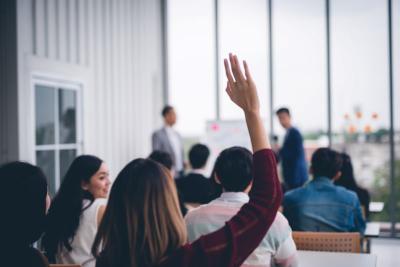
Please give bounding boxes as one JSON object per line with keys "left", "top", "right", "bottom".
{"left": 32, "top": 77, "right": 83, "bottom": 191}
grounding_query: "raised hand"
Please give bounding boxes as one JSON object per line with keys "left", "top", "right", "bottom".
{"left": 224, "top": 53, "right": 260, "bottom": 114}
{"left": 224, "top": 53, "right": 270, "bottom": 151}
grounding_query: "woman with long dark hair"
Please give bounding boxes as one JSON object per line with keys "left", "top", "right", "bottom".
{"left": 0, "top": 162, "right": 49, "bottom": 267}
{"left": 334, "top": 153, "right": 371, "bottom": 219}
{"left": 92, "top": 54, "right": 282, "bottom": 267}
{"left": 42, "top": 155, "right": 110, "bottom": 267}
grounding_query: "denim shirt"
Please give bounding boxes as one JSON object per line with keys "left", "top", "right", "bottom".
{"left": 283, "top": 177, "right": 366, "bottom": 234}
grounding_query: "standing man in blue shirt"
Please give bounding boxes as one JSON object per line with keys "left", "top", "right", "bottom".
{"left": 276, "top": 108, "right": 308, "bottom": 190}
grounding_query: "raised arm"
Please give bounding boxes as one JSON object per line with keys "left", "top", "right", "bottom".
{"left": 224, "top": 53, "right": 270, "bottom": 152}
{"left": 159, "top": 54, "right": 282, "bottom": 267}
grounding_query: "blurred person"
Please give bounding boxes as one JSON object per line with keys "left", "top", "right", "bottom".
{"left": 152, "top": 105, "right": 184, "bottom": 177}
{"left": 42, "top": 155, "right": 110, "bottom": 267}
{"left": 185, "top": 146, "right": 298, "bottom": 267}
{"left": 176, "top": 143, "right": 213, "bottom": 204}
{"left": 91, "top": 54, "right": 282, "bottom": 267}
{"left": 276, "top": 108, "right": 308, "bottom": 190}
{"left": 149, "top": 150, "right": 188, "bottom": 216}
{"left": 335, "top": 153, "right": 371, "bottom": 219}
{"left": 283, "top": 148, "right": 366, "bottom": 234}
{"left": 0, "top": 162, "right": 50, "bottom": 267}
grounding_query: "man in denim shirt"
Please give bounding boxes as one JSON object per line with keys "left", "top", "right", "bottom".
{"left": 283, "top": 148, "right": 366, "bottom": 234}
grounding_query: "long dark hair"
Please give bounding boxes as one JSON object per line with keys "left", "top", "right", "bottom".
{"left": 334, "top": 153, "right": 358, "bottom": 190}
{"left": 42, "top": 155, "right": 103, "bottom": 262}
{"left": 0, "top": 162, "right": 48, "bottom": 247}
{"left": 92, "top": 158, "right": 186, "bottom": 267}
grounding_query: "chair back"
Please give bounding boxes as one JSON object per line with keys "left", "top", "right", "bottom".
{"left": 292, "top": 231, "right": 361, "bottom": 253}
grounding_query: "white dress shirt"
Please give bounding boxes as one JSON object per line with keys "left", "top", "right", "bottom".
{"left": 185, "top": 192, "right": 299, "bottom": 267}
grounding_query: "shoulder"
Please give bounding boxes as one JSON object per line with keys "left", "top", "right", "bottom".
{"left": 93, "top": 197, "right": 107, "bottom": 207}
{"left": 152, "top": 128, "right": 163, "bottom": 136}
{"left": 284, "top": 187, "right": 304, "bottom": 202}
{"left": 184, "top": 202, "right": 216, "bottom": 223}
{"left": 289, "top": 127, "right": 302, "bottom": 137}
{"left": 335, "top": 186, "right": 359, "bottom": 204}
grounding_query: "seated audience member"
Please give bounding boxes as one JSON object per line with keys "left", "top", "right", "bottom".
{"left": 176, "top": 143, "right": 213, "bottom": 204}
{"left": 283, "top": 148, "right": 366, "bottom": 233}
{"left": 91, "top": 54, "right": 282, "bottom": 267}
{"left": 149, "top": 150, "right": 188, "bottom": 216}
{"left": 42, "top": 155, "right": 110, "bottom": 267}
{"left": 185, "top": 146, "right": 298, "bottom": 267}
{"left": 334, "top": 153, "right": 371, "bottom": 219}
{"left": 0, "top": 162, "right": 50, "bottom": 267}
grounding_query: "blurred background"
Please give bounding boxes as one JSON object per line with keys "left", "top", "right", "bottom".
{"left": 0, "top": 0, "right": 398, "bottom": 238}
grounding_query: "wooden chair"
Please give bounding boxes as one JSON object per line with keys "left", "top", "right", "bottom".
{"left": 49, "top": 265, "right": 81, "bottom": 267}
{"left": 292, "top": 231, "right": 361, "bottom": 253}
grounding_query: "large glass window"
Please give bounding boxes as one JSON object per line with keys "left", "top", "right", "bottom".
{"left": 330, "top": 0, "right": 390, "bottom": 223}
{"left": 393, "top": 0, "right": 400, "bottom": 234}
{"left": 272, "top": 0, "right": 328, "bottom": 162}
{"left": 34, "top": 81, "right": 81, "bottom": 196}
{"left": 219, "top": 0, "right": 269, "bottom": 121}
{"left": 168, "top": 0, "right": 216, "bottom": 138}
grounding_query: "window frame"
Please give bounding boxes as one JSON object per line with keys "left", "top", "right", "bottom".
{"left": 32, "top": 77, "right": 83, "bottom": 192}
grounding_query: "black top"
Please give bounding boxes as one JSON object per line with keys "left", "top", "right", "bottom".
{"left": 354, "top": 187, "right": 371, "bottom": 219}
{"left": 1, "top": 247, "right": 49, "bottom": 267}
{"left": 176, "top": 173, "right": 213, "bottom": 204}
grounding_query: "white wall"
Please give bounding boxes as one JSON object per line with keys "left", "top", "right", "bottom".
{"left": 16, "top": 0, "right": 164, "bottom": 178}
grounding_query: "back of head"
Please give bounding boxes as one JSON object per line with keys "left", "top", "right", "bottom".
{"left": 0, "top": 162, "right": 47, "bottom": 247}
{"left": 311, "top": 148, "right": 343, "bottom": 179}
{"left": 189, "top": 143, "right": 210, "bottom": 169}
{"left": 214, "top": 146, "right": 253, "bottom": 192}
{"left": 42, "top": 155, "right": 103, "bottom": 260}
{"left": 92, "top": 158, "right": 186, "bottom": 267}
{"left": 334, "top": 153, "right": 358, "bottom": 190}
{"left": 149, "top": 150, "right": 173, "bottom": 171}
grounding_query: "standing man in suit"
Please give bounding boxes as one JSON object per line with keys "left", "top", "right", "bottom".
{"left": 152, "top": 105, "right": 184, "bottom": 177}
{"left": 276, "top": 107, "right": 308, "bottom": 191}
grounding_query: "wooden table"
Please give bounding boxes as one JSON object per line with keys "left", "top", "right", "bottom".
{"left": 298, "top": 250, "right": 377, "bottom": 267}
{"left": 370, "top": 202, "right": 384, "bottom": 213}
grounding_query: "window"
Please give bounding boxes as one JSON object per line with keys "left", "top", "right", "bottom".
{"left": 330, "top": 0, "right": 391, "bottom": 222}
{"left": 168, "top": 0, "right": 216, "bottom": 137}
{"left": 219, "top": 0, "right": 269, "bottom": 121}
{"left": 34, "top": 80, "right": 82, "bottom": 196}
{"left": 272, "top": 0, "right": 328, "bottom": 160}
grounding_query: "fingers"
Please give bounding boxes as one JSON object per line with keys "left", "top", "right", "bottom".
{"left": 243, "top": 60, "right": 253, "bottom": 81}
{"left": 224, "top": 58, "right": 235, "bottom": 85}
{"left": 230, "top": 54, "right": 246, "bottom": 82}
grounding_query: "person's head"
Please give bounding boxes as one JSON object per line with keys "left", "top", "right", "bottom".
{"left": 310, "top": 148, "right": 343, "bottom": 180}
{"left": 42, "top": 155, "right": 109, "bottom": 260}
{"left": 189, "top": 143, "right": 210, "bottom": 169}
{"left": 276, "top": 107, "right": 292, "bottom": 129}
{"left": 148, "top": 150, "right": 173, "bottom": 171}
{"left": 334, "top": 153, "right": 358, "bottom": 190}
{"left": 162, "top": 105, "right": 177, "bottom": 126}
{"left": 92, "top": 158, "right": 186, "bottom": 267}
{"left": 214, "top": 146, "right": 253, "bottom": 193}
{"left": 0, "top": 162, "right": 48, "bottom": 247}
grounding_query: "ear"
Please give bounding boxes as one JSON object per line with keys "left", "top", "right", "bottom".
{"left": 214, "top": 174, "right": 221, "bottom": 184}
{"left": 81, "top": 180, "right": 89, "bottom": 191}
{"left": 332, "top": 171, "right": 342, "bottom": 181}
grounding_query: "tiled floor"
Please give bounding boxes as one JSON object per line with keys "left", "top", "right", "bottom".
{"left": 370, "top": 238, "right": 400, "bottom": 267}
